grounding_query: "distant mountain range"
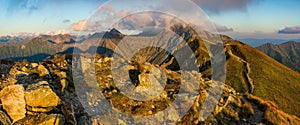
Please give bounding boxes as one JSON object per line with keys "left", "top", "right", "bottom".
{"left": 256, "top": 41, "right": 300, "bottom": 73}
{"left": 0, "top": 27, "right": 136, "bottom": 61}
{"left": 0, "top": 34, "right": 74, "bottom": 62}
{"left": 238, "top": 38, "right": 300, "bottom": 47}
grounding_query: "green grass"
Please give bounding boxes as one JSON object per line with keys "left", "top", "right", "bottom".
{"left": 226, "top": 41, "right": 300, "bottom": 117}
{"left": 246, "top": 94, "right": 300, "bottom": 125}
{"left": 188, "top": 37, "right": 300, "bottom": 116}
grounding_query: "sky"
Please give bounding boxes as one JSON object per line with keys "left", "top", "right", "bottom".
{"left": 0, "top": 0, "right": 300, "bottom": 39}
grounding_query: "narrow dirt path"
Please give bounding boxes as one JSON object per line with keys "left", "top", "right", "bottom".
{"left": 226, "top": 46, "right": 254, "bottom": 93}
{"left": 242, "top": 97, "right": 265, "bottom": 124}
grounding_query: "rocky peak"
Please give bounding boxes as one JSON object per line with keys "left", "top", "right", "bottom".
{"left": 103, "top": 28, "right": 124, "bottom": 39}
{"left": 170, "top": 24, "right": 198, "bottom": 40}
{"left": 39, "top": 34, "right": 76, "bottom": 44}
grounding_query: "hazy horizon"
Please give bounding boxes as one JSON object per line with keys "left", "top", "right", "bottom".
{"left": 1, "top": 0, "right": 300, "bottom": 39}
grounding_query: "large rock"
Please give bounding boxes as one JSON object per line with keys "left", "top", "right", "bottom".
{"left": 0, "top": 85, "right": 26, "bottom": 122}
{"left": 25, "top": 81, "right": 60, "bottom": 108}
{"left": 9, "top": 65, "right": 28, "bottom": 79}
{"left": 37, "top": 64, "right": 49, "bottom": 77}
{"left": 14, "top": 114, "right": 65, "bottom": 125}
{"left": 137, "top": 74, "right": 151, "bottom": 89}
{"left": 0, "top": 77, "right": 17, "bottom": 89}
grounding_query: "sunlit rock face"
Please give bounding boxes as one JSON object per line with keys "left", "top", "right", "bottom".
{"left": 0, "top": 85, "right": 26, "bottom": 122}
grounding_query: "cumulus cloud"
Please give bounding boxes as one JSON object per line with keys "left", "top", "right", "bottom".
{"left": 71, "top": 11, "right": 188, "bottom": 33}
{"left": 71, "top": 20, "right": 88, "bottom": 31}
{"left": 70, "top": 0, "right": 231, "bottom": 33}
{"left": 278, "top": 26, "right": 300, "bottom": 34}
{"left": 113, "top": 12, "right": 184, "bottom": 30}
{"left": 71, "top": 19, "right": 108, "bottom": 32}
{"left": 191, "top": 0, "right": 258, "bottom": 14}
{"left": 119, "top": 29, "right": 143, "bottom": 35}
{"left": 215, "top": 24, "right": 233, "bottom": 32}
{"left": 70, "top": 3, "right": 131, "bottom": 32}
{"left": 43, "top": 29, "right": 70, "bottom": 35}
{"left": 71, "top": 10, "right": 229, "bottom": 34}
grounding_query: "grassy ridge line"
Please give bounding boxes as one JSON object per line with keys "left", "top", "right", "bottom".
{"left": 225, "top": 40, "right": 300, "bottom": 116}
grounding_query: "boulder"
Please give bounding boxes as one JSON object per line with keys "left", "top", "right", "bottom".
{"left": 25, "top": 81, "right": 60, "bottom": 108}
{"left": 31, "top": 63, "right": 39, "bottom": 68}
{"left": 14, "top": 114, "right": 65, "bottom": 125}
{"left": 0, "top": 77, "right": 17, "bottom": 89}
{"left": 0, "top": 85, "right": 26, "bottom": 122}
{"left": 137, "top": 74, "right": 151, "bottom": 89}
{"left": 9, "top": 65, "right": 28, "bottom": 78}
{"left": 37, "top": 64, "right": 49, "bottom": 77}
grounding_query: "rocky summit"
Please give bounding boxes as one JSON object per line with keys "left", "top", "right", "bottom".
{"left": 0, "top": 55, "right": 89, "bottom": 125}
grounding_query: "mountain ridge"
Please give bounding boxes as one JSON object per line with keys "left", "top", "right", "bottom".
{"left": 256, "top": 41, "right": 300, "bottom": 73}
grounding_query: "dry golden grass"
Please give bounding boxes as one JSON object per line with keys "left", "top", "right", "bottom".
{"left": 225, "top": 40, "right": 300, "bottom": 116}
{"left": 246, "top": 94, "right": 300, "bottom": 125}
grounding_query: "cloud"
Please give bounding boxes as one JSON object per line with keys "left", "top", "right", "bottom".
{"left": 215, "top": 24, "right": 233, "bottom": 32}
{"left": 6, "top": 0, "right": 41, "bottom": 14}
{"left": 119, "top": 29, "right": 143, "bottom": 35}
{"left": 12, "top": 32, "right": 40, "bottom": 37}
{"left": 278, "top": 26, "right": 300, "bottom": 34}
{"left": 71, "top": 10, "right": 228, "bottom": 34}
{"left": 70, "top": 3, "right": 128, "bottom": 32}
{"left": 43, "top": 29, "right": 70, "bottom": 35}
{"left": 63, "top": 19, "right": 71, "bottom": 23}
{"left": 12, "top": 29, "right": 70, "bottom": 37}
{"left": 191, "top": 0, "right": 258, "bottom": 14}
{"left": 70, "top": 1, "right": 229, "bottom": 33}
{"left": 5, "top": 0, "right": 104, "bottom": 15}
{"left": 71, "top": 11, "right": 188, "bottom": 33}
{"left": 113, "top": 12, "right": 184, "bottom": 30}
{"left": 71, "top": 20, "right": 88, "bottom": 31}
{"left": 71, "top": 19, "right": 107, "bottom": 32}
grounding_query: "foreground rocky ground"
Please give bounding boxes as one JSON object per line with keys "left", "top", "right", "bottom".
{"left": 0, "top": 55, "right": 299, "bottom": 125}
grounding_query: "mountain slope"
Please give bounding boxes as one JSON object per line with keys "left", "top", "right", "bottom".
{"left": 222, "top": 39, "right": 300, "bottom": 117}
{"left": 128, "top": 26, "right": 300, "bottom": 117}
{"left": 256, "top": 41, "right": 300, "bottom": 73}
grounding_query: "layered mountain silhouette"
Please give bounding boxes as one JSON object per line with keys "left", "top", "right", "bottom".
{"left": 238, "top": 38, "right": 300, "bottom": 47}
{"left": 257, "top": 41, "right": 300, "bottom": 73}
